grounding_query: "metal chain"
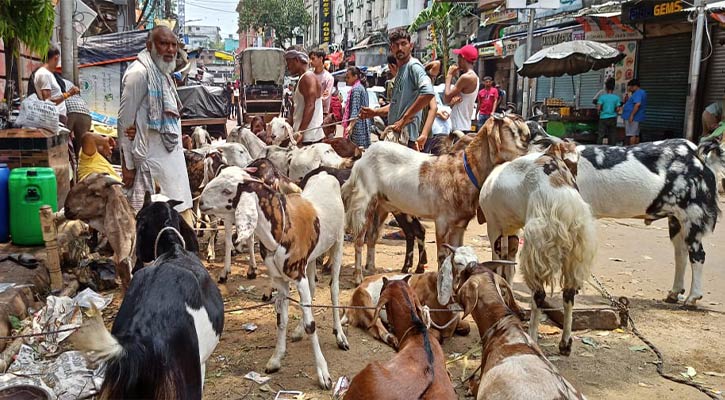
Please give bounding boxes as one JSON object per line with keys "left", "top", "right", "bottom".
{"left": 589, "top": 274, "right": 722, "bottom": 400}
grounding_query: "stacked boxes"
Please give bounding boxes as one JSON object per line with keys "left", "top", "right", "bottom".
{"left": 0, "top": 128, "right": 70, "bottom": 206}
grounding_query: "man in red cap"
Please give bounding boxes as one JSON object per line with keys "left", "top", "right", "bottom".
{"left": 445, "top": 44, "right": 479, "bottom": 132}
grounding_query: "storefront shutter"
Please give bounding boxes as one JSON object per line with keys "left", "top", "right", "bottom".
{"left": 704, "top": 27, "right": 725, "bottom": 106}
{"left": 637, "top": 33, "right": 691, "bottom": 139}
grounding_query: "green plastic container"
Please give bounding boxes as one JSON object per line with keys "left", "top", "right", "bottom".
{"left": 9, "top": 167, "right": 57, "bottom": 246}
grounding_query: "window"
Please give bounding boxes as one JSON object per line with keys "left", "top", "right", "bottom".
{"left": 397, "top": 0, "right": 407, "bottom": 9}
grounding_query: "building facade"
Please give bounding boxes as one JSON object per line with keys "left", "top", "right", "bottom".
{"left": 184, "top": 25, "right": 222, "bottom": 49}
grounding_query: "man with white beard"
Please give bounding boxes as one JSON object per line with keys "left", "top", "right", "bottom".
{"left": 118, "top": 26, "right": 193, "bottom": 225}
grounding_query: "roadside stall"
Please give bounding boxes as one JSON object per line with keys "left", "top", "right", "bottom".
{"left": 519, "top": 40, "right": 624, "bottom": 142}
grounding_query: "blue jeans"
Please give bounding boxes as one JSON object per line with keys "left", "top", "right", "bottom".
{"left": 478, "top": 114, "right": 490, "bottom": 129}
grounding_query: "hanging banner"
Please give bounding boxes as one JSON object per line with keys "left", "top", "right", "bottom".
{"left": 507, "top": 0, "right": 559, "bottom": 9}
{"left": 320, "top": 0, "right": 332, "bottom": 45}
{"left": 577, "top": 17, "right": 643, "bottom": 42}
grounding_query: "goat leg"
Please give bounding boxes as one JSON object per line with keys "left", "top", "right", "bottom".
{"left": 529, "top": 288, "right": 545, "bottom": 344}
{"left": 219, "top": 217, "right": 234, "bottom": 283}
{"left": 559, "top": 288, "right": 576, "bottom": 356}
{"left": 246, "top": 236, "right": 257, "bottom": 279}
{"left": 329, "top": 240, "right": 349, "bottom": 351}
{"left": 265, "top": 281, "right": 290, "bottom": 374}
{"left": 296, "top": 276, "right": 332, "bottom": 390}
{"left": 413, "top": 217, "right": 427, "bottom": 274}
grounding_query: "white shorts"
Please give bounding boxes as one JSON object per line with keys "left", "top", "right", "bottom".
{"left": 625, "top": 120, "right": 640, "bottom": 137}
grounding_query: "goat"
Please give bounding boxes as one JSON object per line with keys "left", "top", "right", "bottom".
{"left": 342, "top": 271, "right": 471, "bottom": 348}
{"left": 342, "top": 115, "right": 531, "bottom": 285}
{"left": 344, "top": 277, "right": 457, "bottom": 400}
{"left": 64, "top": 173, "right": 136, "bottom": 291}
{"left": 532, "top": 127, "right": 719, "bottom": 306}
{"left": 70, "top": 200, "right": 224, "bottom": 399}
{"left": 261, "top": 142, "right": 355, "bottom": 182}
{"left": 699, "top": 138, "right": 725, "bottom": 193}
{"left": 199, "top": 171, "right": 348, "bottom": 389}
{"left": 182, "top": 134, "right": 193, "bottom": 151}
{"left": 322, "top": 137, "right": 364, "bottom": 159}
{"left": 479, "top": 143, "right": 597, "bottom": 355}
{"left": 192, "top": 125, "right": 213, "bottom": 149}
{"left": 246, "top": 158, "right": 302, "bottom": 195}
{"left": 134, "top": 192, "right": 200, "bottom": 272}
{"left": 227, "top": 126, "right": 267, "bottom": 159}
{"left": 454, "top": 266, "right": 586, "bottom": 400}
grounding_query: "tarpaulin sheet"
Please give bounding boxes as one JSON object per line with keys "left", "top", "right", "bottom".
{"left": 78, "top": 29, "right": 150, "bottom": 66}
{"left": 177, "top": 85, "right": 229, "bottom": 119}
{"left": 241, "top": 48, "right": 285, "bottom": 86}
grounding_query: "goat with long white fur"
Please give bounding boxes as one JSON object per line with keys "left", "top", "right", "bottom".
{"left": 342, "top": 115, "right": 531, "bottom": 285}
{"left": 479, "top": 141, "right": 597, "bottom": 355}
{"left": 530, "top": 124, "right": 720, "bottom": 306}
{"left": 199, "top": 170, "right": 348, "bottom": 389}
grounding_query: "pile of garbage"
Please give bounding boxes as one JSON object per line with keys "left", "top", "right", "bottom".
{"left": 0, "top": 288, "right": 112, "bottom": 399}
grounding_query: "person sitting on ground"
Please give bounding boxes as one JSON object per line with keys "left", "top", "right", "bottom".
{"left": 77, "top": 132, "right": 120, "bottom": 182}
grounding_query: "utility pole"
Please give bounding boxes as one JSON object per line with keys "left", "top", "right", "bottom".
{"left": 521, "top": 8, "right": 535, "bottom": 119}
{"left": 60, "top": 0, "right": 74, "bottom": 80}
{"left": 684, "top": 0, "right": 705, "bottom": 141}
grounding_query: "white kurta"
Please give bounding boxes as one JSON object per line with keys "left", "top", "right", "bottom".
{"left": 118, "top": 61, "right": 192, "bottom": 211}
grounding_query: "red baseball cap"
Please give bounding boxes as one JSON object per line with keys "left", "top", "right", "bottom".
{"left": 453, "top": 44, "right": 478, "bottom": 63}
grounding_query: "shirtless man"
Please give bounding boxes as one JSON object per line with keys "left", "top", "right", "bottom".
{"left": 284, "top": 47, "right": 325, "bottom": 145}
{"left": 445, "top": 44, "right": 479, "bottom": 133}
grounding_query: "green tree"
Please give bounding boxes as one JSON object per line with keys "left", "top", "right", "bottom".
{"left": 0, "top": 0, "right": 55, "bottom": 113}
{"left": 237, "top": 0, "right": 311, "bottom": 48}
{"left": 409, "top": 2, "right": 471, "bottom": 73}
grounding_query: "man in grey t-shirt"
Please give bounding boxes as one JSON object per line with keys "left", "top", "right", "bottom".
{"left": 361, "top": 30, "right": 434, "bottom": 150}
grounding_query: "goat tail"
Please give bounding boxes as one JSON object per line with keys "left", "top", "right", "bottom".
{"left": 341, "top": 164, "right": 375, "bottom": 237}
{"left": 70, "top": 307, "right": 124, "bottom": 365}
{"left": 520, "top": 187, "right": 597, "bottom": 293}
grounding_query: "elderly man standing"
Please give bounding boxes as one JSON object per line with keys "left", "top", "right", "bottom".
{"left": 360, "top": 30, "right": 434, "bottom": 150}
{"left": 285, "top": 46, "right": 325, "bottom": 145}
{"left": 118, "top": 26, "right": 193, "bottom": 225}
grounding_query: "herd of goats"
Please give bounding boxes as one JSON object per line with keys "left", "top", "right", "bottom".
{"left": 58, "top": 113, "right": 724, "bottom": 399}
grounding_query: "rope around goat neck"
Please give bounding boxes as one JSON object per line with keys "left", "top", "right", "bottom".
{"left": 154, "top": 226, "right": 187, "bottom": 258}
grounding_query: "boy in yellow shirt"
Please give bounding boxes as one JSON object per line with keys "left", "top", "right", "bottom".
{"left": 77, "top": 132, "right": 121, "bottom": 182}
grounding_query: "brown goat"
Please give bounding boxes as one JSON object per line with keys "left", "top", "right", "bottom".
{"left": 64, "top": 173, "right": 136, "bottom": 291}
{"left": 454, "top": 267, "right": 586, "bottom": 400}
{"left": 345, "top": 277, "right": 457, "bottom": 400}
{"left": 343, "top": 272, "right": 469, "bottom": 348}
{"left": 322, "top": 137, "right": 364, "bottom": 159}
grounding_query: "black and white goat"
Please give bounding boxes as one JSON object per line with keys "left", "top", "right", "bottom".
{"left": 199, "top": 170, "right": 348, "bottom": 389}
{"left": 530, "top": 125, "right": 720, "bottom": 306}
{"left": 71, "top": 197, "right": 224, "bottom": 399}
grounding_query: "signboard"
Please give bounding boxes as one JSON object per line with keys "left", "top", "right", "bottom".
{"left": 517, "top": 0, "right": 582, "bottom": 18}
{"left": 479, "top": 46, "right": 496, "bottom": 57}
{"left": 480, "top": 8, "right": 519, "bottom": 25}
{"left": 507, "top": 0, "right": 558, "bottom": 9}
{"left": 622, "top": 0, "right": 684, "bottom": 23}
{"left": 541, "top": 30, "right": 572, "bottom": 47}
{"left": 502, "top": 39, "right": 519, "bottom": 56}
{"left": 79, "top": 65, "right": 121, "bottom": 126}
{"left": 320, "top": 0, "right": 332, "bottom": 45}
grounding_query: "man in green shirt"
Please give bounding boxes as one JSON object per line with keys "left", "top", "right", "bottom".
{"left": 597, "top": 78, "right": 621, "bottom": 145}
{"left": 361, "top": 29, "right": 434, "bottom": 150}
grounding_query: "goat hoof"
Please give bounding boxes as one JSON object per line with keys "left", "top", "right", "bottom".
{"left": 337, "top": 340, "right": 350, "bottom": 351}
{"left": 246, "top": 270, "right": 257, "bottom": 280}
{"left": 319, "top": 375, "right": 333, "bottom": 390}
{"left": 664, "top": 292, "right": 680, "bottom": 304}
{"left": 264, "top": 363, "right": 280, "bottom": 374}
{"left": 414, "top": 265, "right": 426, "bottom": 274}
{"left": 559, "top": 338, "right": 573, "bottom": 356}
{"left": 218, "top": 275, "right": 228, "bottom": 284}
{"left": 454, "top": 320, "right": 471, "bottom": 336}
{"left": 683, "top": 295, "right": 702, "bottom": 308}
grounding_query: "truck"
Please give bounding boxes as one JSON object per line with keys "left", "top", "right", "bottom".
{"left": 240, "top": 47, "right": 286, "bottom": 123}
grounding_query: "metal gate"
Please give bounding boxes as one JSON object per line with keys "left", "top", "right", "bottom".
{"left": 705, "top": 27, "right": 725, "bottom": 106}
{"left": 637, "top": 33, "right": 691, "bottom": 139}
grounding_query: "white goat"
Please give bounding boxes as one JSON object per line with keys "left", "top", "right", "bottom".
{"left": 530, "top": 126, "right": 720, "bottom": 306}
{"left": 341, "top": 115, "right": 531, "bottom": 284}
{"left": 191, "top": 126, "right": 213, "bottom": 149}
{"left": 262, "top": 143, "right": 353, "bottom": 181}
{"left": 479, "top": 142, "right": 597, "bottom": 355}
{"left": 227, "top": 126, "right": 267, "bottom": 159}
{"left": 199, "top": 169, "right": 348, "bottom": 389}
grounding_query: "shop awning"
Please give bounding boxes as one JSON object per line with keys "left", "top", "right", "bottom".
{"left": 214, "top": 51, "right": 235, "bottom": 61}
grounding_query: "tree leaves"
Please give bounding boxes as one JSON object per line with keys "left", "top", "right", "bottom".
{"left": 237, "top": 0, "right": 311, "bottom": 47}
{"left": 0, "top": 0, "right": 55, "bottom": 57}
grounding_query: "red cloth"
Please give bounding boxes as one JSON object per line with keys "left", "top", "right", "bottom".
{"left": 330, "top": 93, "right": 343, "bottom": 121}
{"left": 478, "top": 87, "right": 499, "bottom": 115}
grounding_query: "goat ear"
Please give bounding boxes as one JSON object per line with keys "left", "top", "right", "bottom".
{"left": 369, "top": 292, "right": 389, "bottom": 330}
{"left": 458, "top": 279, "right": 479, "bottom": 319}
{"left": 234, "top": 191, "right": 259, "bottom": 244}
{"left": 143, "top": 191, "right": 153, "bottom": 208}
{"left": 244, "top": 167, "right": 258, "bottom": 174}
{"left": 402, "top": 274, "right": 412, "bottom": 284}
{"left": 442, "top": 243, "right": 457, "bottom": 254}
{"left": 167, "top": 199, "right": 183, "bottom": 209}
{"left": 437, "top": 254, "right": 454, "bottom": 305}
{"left": 495, "top": 274, "right": 524, "bottom": 319}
